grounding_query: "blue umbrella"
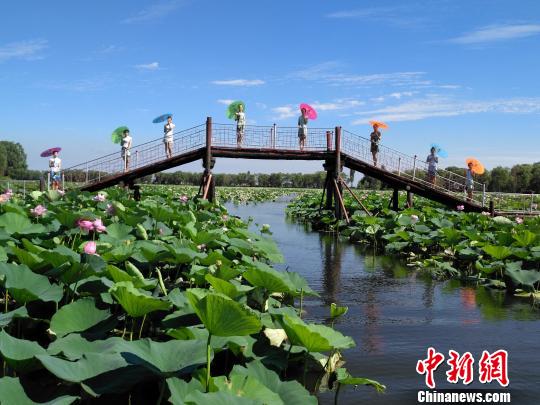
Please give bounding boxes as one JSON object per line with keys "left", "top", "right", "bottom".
{"left": 152, "top": 113, "right": 173, "bottom": 124}
{"left": 430, "top": 143, "right": 448, "bottom": 158}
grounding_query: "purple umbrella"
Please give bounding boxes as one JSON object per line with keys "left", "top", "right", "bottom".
{"left": 40, "top": 147, "right": 62, "bottom": 157}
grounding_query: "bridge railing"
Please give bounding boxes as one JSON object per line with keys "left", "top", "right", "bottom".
{"left": 212, "top": 123, "right": 334, "bottom": 151}
{"left": 487, "top": 192, "right": 540, "bottom": 214}
{"left": 341, "top": 129, "right": 486, "bottom": 206}
{"left": 63, "top": 124, "right": 206, "bottom": 185}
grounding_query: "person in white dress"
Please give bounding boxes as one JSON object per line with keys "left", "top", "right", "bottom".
{"left": 235, "top": 105, "right": 245, "bottom": 147}
{"left": 163, "top": 116, "right": 175, "bottom": 158}
{"left": 121, "top": 129, "right": 132, "bottom": 172}
{"left": 49, "top": 151, "right": 62, "bottom": 190}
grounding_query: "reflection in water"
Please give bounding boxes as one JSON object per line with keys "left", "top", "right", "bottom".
{"left": 320, "top": 234, "right": 341, "bottom": 305}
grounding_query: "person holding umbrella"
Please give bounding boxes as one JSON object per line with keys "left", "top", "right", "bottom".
{"left": 464, "top": 158, "right": 484, "bottom": 202}
{"left": 426, "top": 146, "right": 438, "bottom": 185}
{"left": 164, "top": 116, "right": 175, "bottom": 158}
{"left": 235, "top": 104, "right": 246, "bottom": 147}
{"left": 48, "top": 150, "right": 62, "bottom": 190}
{"left": 121, "top": 129, "right": 132, "bottom": 172}
{"left": 297, "top": 103, "right": 317, "bottom": 151}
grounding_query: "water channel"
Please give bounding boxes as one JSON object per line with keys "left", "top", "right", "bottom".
{"left": 227, "top": 200, "right": 540, "bottom": 405}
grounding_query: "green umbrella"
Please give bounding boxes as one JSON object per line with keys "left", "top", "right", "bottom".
{"left": 226, "top": 101, "right": 245, "bottom": 120}
{"left": 111, "top": 126, "right": 129, "bottom": 144}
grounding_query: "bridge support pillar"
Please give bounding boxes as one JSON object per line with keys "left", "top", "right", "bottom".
{"left": 200, "top": 116, "right": 216, "bottom": 203}
{"left": 391, "top": 188, "right": 399, "bottom": 211}
{"left": 406, "top": 190, "right": 414, "bottom": 208}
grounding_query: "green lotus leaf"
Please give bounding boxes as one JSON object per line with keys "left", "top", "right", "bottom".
{"left": 110, "top": 281, "right": 170, "bottom": 318}
{"left": 0, "top": 306, "right": 29, "bottom": 328}
{"left": 205, "top": 274, "right": 244, "bottom": 299}
{"left": 231, "top": 361, "right": 317, "bottom": 404}
{"left": 512, "top": 230, "right": 538, "bottom": 248}
{"left": 0, "top": 212, "right": 45, "bottom": 235}
{"left": 336, "top": 367, "right": 386, "bottom": 392}
{"left": 0, "top": 263, "right": 63, "bottom": 304}
{"left": 50, "top": 298, "right": 111, "bottom": 337}
{"left": 243, "top": 263, "right": 293, "bottom": 294}
{"left": 47, "top": 334, "right": 125, "bottom": 360}
{"left": 184, "top": 391, "right": 258, "bottom": 405}
{"left": 113, "top": 338, "right": 208, "bottom": 376}
{"left": 504, "top": 262, "right": 540, "bottom": 291}
{"left": 0, "top": 330, "right": 46, "bottom": 372}
{"left": 0, "top": 377, "right": 78, "bottom": 405}
{"left": 482, "top": 245, "right": 514, "bottom": 260}
{"left": 0, "top": 245, "right": 7, "bottom": 262}
{"left": 279, "top": 315, "right": 355, "bottom": 352}
{"left": 10, "top": 246, "right": 44, "bottom": 270}
{"left": 167, "top": 377, "right": 204, "bottom": 405}
{"left": 213, "top": 372, "right": 283, "bottom": 404}
{"left": 165, "top": 246, "right": 205, "bottom": 264}
{"left": 330, "top": 303, "right": 348, "bottom": 319}
{"left": 284, "top": 271, "right": 319, "bottom": 297}
{"left": 186, "top": 290, "right": 262, "bottom": 337}
{"left": 99, "top": 223, "right": 134, "bottom": 243}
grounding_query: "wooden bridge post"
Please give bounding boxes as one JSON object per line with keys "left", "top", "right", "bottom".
{"left": 406, "top": 188, "right": 414, "bottom": 208}
{"left": 392, "top": 188, "right": 399, "bottom": 211}
{"left": 334, "top": 126, "right": 344, "bottom": 220}
{"left": 201, "top": 116, "right": 215, "bottom": 202}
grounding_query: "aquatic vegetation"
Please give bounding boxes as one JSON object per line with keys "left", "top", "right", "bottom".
{"left": 287, "top": 191, "right": 540, "bottom": 301}
{"left": 0, "top": 187, "right": 381, "bottom": 403}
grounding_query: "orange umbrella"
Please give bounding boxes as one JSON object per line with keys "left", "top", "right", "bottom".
{"left": 369, "top": 120, "right": 389, "bottom": 130}
{"left": 466, "top": 157, "right": 485, "bottom": 175}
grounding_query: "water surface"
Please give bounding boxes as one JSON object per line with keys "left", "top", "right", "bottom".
{"left": 227, "top": 201, "right": 540, "bottom": 405}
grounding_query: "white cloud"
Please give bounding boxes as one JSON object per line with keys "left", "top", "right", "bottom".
{"left": 217, "top": 99, "right": 234, "bottom": 105}
{"left": 326, "top": 9, "right": 381, "bottom": 19}
{"left": 272, "top": 105, "right": 297, "bottom": 120}
{"left": 135, "top": 62, "right": 160, "bottom": 71}
{"left": 389, "top": 91, "right": 416, "bottom": 99}
{"left": 290, "top": 63, "right": 429, "bottom": 87}
{"left": 311, "top": 99, "right": 365, "bottom": 111}
{"left": 211, "top": 79, "right": 265, "bottom": 86}
{"left": 39, "top": 77, "right": 110, "bottom": 92}
{"left": 449, "top": 24, "right": 540, "bottom": 44}
{"left": 351, "top": 95, "right": 540, "bottom": 124}
{"left": 256, "top": 102, "right": 267, "bottom": 109}
{"left": 123, "top": 0, "right": 185, "bottom": 23}
{"left": 0, "top": 39, "right": 48, "bottom": 62}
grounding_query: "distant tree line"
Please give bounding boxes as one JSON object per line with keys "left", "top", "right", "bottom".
{"left": 1, "top": 140, "right": 539, "bottom": 192}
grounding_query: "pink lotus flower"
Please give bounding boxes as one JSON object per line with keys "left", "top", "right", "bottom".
{"left": 222, "top": 215, "right": 229, "bottom": 221}
{"left": 411, "top": 214, "right": 419, "bottom": 224}
{"left": 30, "top": 205, "right": 47, "bottom": 217}
{"left": 93, "top": 218, "right": 107, "bottom": 233}
{"left": 84, "top": 241, "right": 97, "bottom": 255}
{"left": 0, "top": 194, "right": 9, "bottom": 204}
{"left": 179, "top": 195, "right": 188, "bottom": 203}
{"left": 57, "top": 189, "right": 65, "bottom": 196}
{"left": 5, "top": 189, "right": 13, "bottom": 197}
{"left": 197, "top": 244, "right": 206, "bottom": 251}
{"left": 77, "top": 219, "right": 94, "bottom": 231}
{"left": 516, "top": 217, "right": 523, "bottom": 224}
{"left": 457, "top": 205, "right": 465, "bottom": 211}
{"left": 93, "top": 193, "right": 106, "bottom": 202}
{"left": 105, "top": 204, "right": 116, "bottom": 215}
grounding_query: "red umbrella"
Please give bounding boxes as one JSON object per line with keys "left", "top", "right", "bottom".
{"left": 299, "top": 103, "right": 317, "bottom": 120}
{"left": 40, "top": 147, "right": 62, "bottom": 157}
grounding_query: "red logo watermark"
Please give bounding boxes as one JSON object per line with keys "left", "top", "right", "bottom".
{"left": 416, "top": 347, "right": 509, "bottom": 388}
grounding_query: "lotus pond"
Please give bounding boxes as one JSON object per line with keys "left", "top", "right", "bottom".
{"left": 0, "top": 187, "right": 382, "bottom": 404}
{"left": 287, "top": 191, "right": 540, "bottom": 303}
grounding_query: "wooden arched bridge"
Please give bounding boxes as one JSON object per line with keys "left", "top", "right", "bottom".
{"left": 62, "top": 117, "right": 539, "bottom": 218}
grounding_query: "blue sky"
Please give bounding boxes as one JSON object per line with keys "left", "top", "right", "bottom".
{"left": 1, "top": 0, "right": 540, "bottom": 174}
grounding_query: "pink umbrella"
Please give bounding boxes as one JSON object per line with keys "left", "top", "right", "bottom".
{"left": 299, "top": 103, "right": 317, "bottom": 120}
{"left": 40, "top": 147, "right": 62, "bottom": 157}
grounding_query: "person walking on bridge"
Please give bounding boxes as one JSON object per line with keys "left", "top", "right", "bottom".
{"left": 370, "top": 123, "right": 382, "bottom": 166}
{"left": 121, "top": 129, "right": 132, "bottom": 172}
{"left": 465, "top": 161, "right": 474, "bottom": 201}
{"left": 164, "top": 116, "right": 175, "bottom": 159}
{"left": 49, "top": 150, "right": 62, "bottom": 190}
{"left": 298, "top": 107, "right": 308, "bottom": 151}
{"left": 235, "top": 104, "right": 246, "bottom": 147}
{"left": 427, "top": 146, "right": 438, "bottom": 185}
